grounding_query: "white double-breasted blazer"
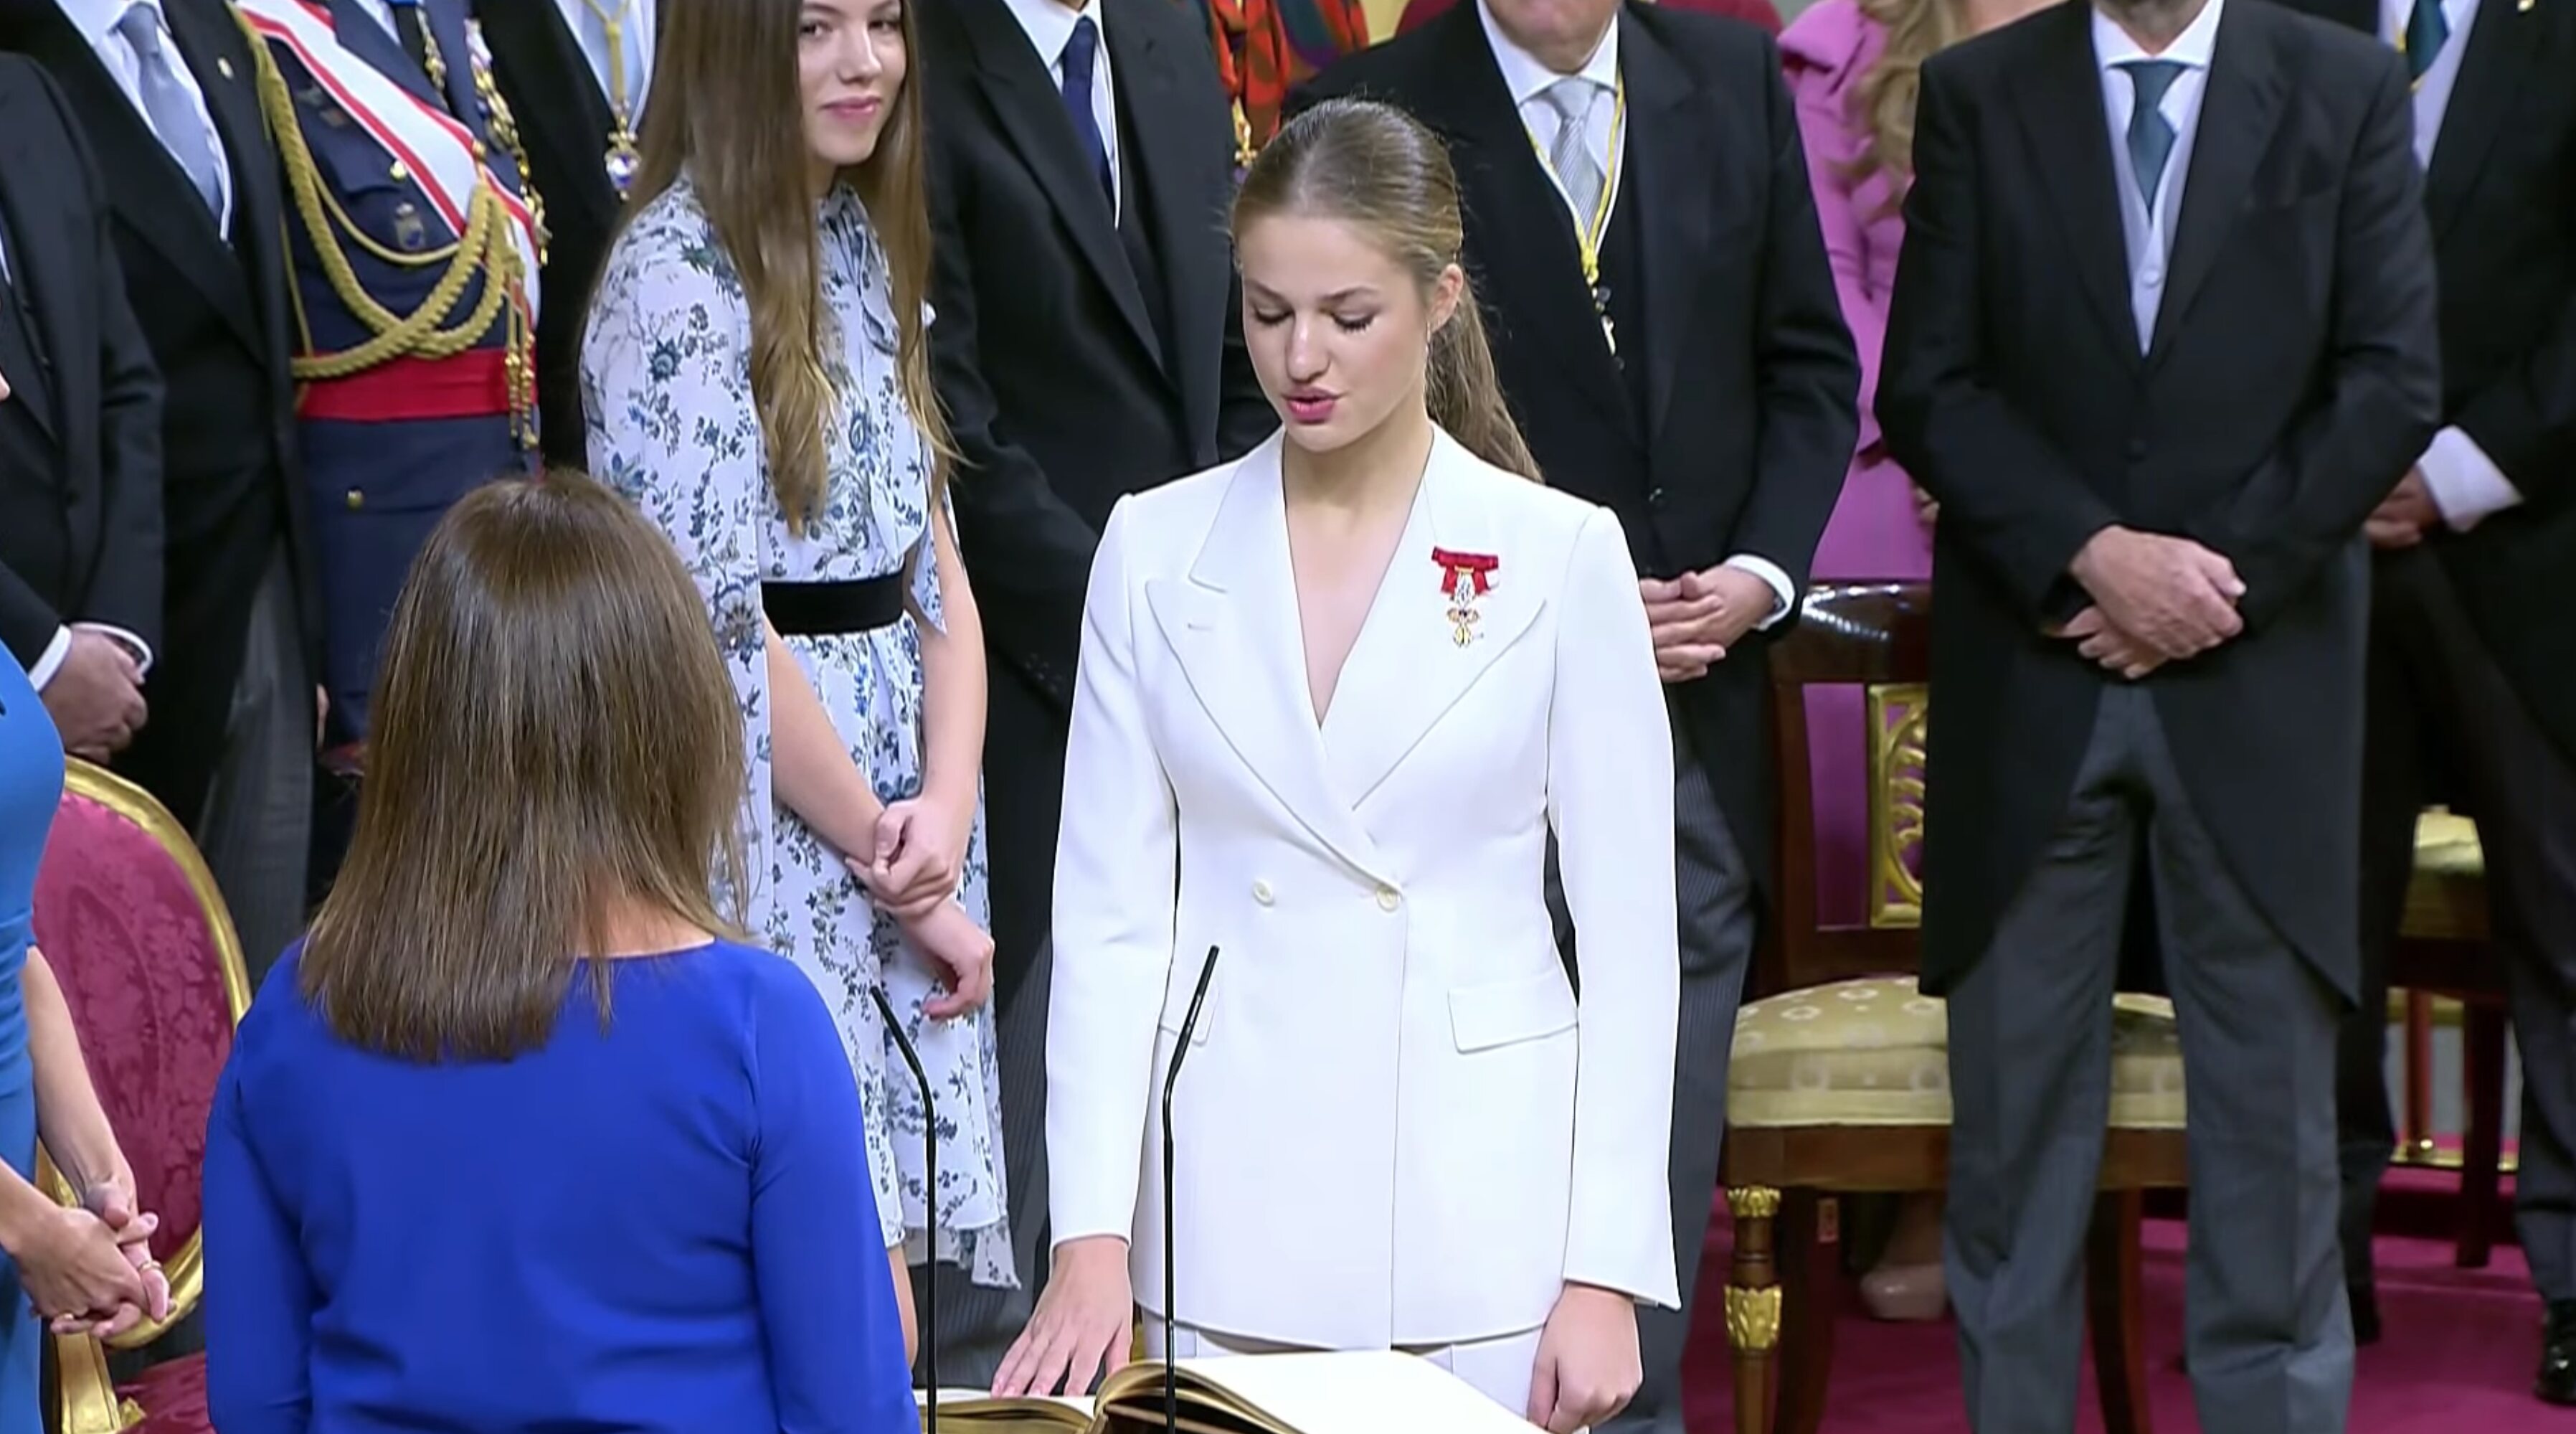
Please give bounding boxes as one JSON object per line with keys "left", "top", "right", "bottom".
{"left": 1046, "top": 428, "right": 1682, "bottom": 1351}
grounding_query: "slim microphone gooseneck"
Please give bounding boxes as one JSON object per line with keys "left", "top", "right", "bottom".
{"left": 1160, "top": 945, "right": 1222, "bottom": 1434}
{"left": 871, "top": 985, "right": 937, "bottom": 1434}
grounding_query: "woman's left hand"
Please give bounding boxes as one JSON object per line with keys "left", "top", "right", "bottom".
{"left": 51, "top": 1174, "right": 171, "bottom": 1339}
{"left": 1525, "top": 1283, "right": 1641, "bottom": 1433}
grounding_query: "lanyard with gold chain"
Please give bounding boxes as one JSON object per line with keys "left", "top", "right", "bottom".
{"left": 582, "top": 0, "right": 642, "bottom": 194}
{"left": 1523, "top": 75, "right": 1626, "bottom": 357}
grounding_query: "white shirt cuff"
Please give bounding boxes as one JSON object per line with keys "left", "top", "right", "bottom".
{"left": 27, "top": 627, "right": 71, "bottom": 691}
{"left": 69, "top": 623, "right": 152, "bottom": 679}
{"left": 2418, "top": 427, "right": 2524, "bottom": 532}
{"left": 1723, "top": 555, "right": 1798, "bottom": 631}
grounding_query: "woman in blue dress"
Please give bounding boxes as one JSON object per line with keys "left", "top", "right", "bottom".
{"left": 0, "top": 639, "right": 171, "bottom": 1429}
{"left": 583, "top": 0, "right": 1013, "bottom": 1321}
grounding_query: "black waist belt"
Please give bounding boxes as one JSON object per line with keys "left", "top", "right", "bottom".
{"left": 762, "top": 575, "right": 906, "bottom": 636}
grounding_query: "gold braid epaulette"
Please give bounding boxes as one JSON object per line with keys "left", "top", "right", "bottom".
{"left": 235, "top": 6, "right": 536, "bottom": 448}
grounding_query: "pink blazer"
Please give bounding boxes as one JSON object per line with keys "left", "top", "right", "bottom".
{"left": 1780, "top": 0, "right": 1927, "bottom": 580}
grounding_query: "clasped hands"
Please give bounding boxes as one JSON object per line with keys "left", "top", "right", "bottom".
{"left": 843, "top": 795, "right": 993, "bottom": 1018}
{"left": 24, "top": 1178, "right": 172, "bottom": 1341}
{"left": 2052, "top": 527, "right": 2246, "bottom": 679}
{"left": 1642, "top": 565, "right": 1778, "bottom": 684}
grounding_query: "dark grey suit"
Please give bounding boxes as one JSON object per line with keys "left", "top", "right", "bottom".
{"left": 1880, "top": 1, "right": 2440, "bottom": 1428}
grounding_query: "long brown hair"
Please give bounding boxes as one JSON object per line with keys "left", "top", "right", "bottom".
{"left": 1852, "top": 0, "right": 1964, "bottom": 192}
{"left": 623, "top": 0, "right": 954, "bottom": 532}
{"left": 301, "top": 476, "right": 747, "bottom": 1062}
{"left": 1233, "top": 99, "right": 1541, "bottom": 481}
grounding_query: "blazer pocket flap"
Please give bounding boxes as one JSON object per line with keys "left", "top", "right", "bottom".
{"left": 1449, "top": 970, "right": 1578, "bottom": 1053}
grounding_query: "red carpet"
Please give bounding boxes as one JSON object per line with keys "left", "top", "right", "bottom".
{"left": 1680, "top": 1186, "right": 2558, "bottom": 1431}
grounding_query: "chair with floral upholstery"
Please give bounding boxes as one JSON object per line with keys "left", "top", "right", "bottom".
{"left": 1718, "top": 583, "right": 2188, "bottom": 1434}
{"left": 29, "top": 759, "right": 249, "bottom": 1434}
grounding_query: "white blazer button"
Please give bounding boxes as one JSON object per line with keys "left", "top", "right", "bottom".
{"left": 1375, "top": 886, "right": 1401, "bottom": 912}
{"left": 1251, "top": 879, "right": 1274, "bottom": 905}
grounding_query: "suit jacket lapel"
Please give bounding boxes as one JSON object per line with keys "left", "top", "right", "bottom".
{"left": 2014, "top": 3, "right": 2141, "bottom": 362}
{"left": 174, "top": 0, "right": 299, "bottom": 381}
{"left": 2149, "top": 0, "right": 2284, "bottom": 362}
{"left": 2423, "top": 0, "right": 2540, "bottom": 242}
{"left": 1617, "top": 13, "right": 1710, "bottom": 451}
{"left": 1320, "top": 433, "right": 1547, "bottom": 808}
{"left": 328, "top": 0, "right": 443, "bottom": 111}
{"left": 1416, "top": 4, "right": 1633, "bottom": 438}
{"left": 0, "top": 86, "right": 60, "bottom": 443}
{"left": 473, "top": 0, "right": 620, "bottom": 234}
{"left": 1146, "top": 439, "right": 1391, "bottom": 882}
{"left": 1105, "top": 0, "right": 1212, "bottom": 423}
{"left": 955, "top": 0, "right": 1165, "bottom": 375}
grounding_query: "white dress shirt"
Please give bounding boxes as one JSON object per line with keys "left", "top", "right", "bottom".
{"left": 1000, "top": 0, "right": 1121, "bottom": 222}
{"left": 1471, "top": 2, "right": 1793, "bottom": 627}
{"left": 2093, "top": 0, "right": 2222, "bottom": 352}
{"left": 552, "top": 0, "right": 654, "bottom": 121}
{"left": 52, "top": 0, "right": 232, "bottom": 238}
{"left": 2382, "top": 0, "right": 2519, "bottom": 529}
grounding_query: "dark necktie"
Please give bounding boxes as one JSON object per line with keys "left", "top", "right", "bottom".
{"left": 387, "top": 0, "right": 435, "bottom": 87}
{"left": 2404, "top": 0, "right": 2450, "bottom": 80}
{"left": 1059, "top": 16, "right": 1112, "bottom": 202}
{"left": 2118, "top": 60, "right": 2185, "bottom": 209}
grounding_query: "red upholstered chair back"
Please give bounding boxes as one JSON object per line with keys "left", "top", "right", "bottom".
{"left": 29, "top": 760, "right": 252, "bottom": 1348}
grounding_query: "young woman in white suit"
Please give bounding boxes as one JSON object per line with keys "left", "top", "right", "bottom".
{"left": 991, "top": 100, "right": 1681, "bottom": 1432}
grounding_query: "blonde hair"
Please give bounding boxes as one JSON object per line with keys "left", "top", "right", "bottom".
{"left": 623, "top": 0, "right": 955, "bottom": 533}
{"left": 1233, "top": 99, "right": 1542, "bottom": 481}
{"left": 1852, "top": 0, "right": 1964, "bottom": 194}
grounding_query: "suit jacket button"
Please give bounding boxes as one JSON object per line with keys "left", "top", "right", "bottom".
{"left": 1251, "top": 879, "right": 1274, "bottom": 906}
{"left": 345, "top": 489, "right": 365, "bottom": 511}
{"left": 1374, "top": 886, "right": 1401, "bottom": 912}
{"left": 1647, "top": 487, "right": 1668, "bottom": 509}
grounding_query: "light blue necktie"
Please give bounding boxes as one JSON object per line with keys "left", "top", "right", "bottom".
{"left": 2118, "top": 60, "right": 2186, "bottom": 209}
{"left": 117, "top": 1, "right": 222, "bottom": 220}
{"left": 2403, "top": 0, "right": 2450, "bottom": 80}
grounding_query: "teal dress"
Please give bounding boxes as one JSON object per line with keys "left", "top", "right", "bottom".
{"left": 0, "top": 657, "right": 62, "bottom": 1434}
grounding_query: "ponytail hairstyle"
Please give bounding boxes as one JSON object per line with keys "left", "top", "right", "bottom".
{"left": 1232, "top": 99, "right": 1542, "bottom": 481}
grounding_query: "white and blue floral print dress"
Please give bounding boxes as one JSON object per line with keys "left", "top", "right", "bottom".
{"left": 581, "top": 176, "right": 1012, "bottom": 1286}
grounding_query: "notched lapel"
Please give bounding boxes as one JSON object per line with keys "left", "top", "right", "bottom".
{"left": 1105, "top": 1, "right": 1212, "bottom": 425}
{"left": 2016, "top": 6, "right": 2141, "bottom": 361}
{"left": 1148, "top": 447, "right": 1391, "bottom": 881}
{"left": 2149, "top": 3, "right": 2284, "bottom": 360}
{"left": 1619, "top": 16, "right": 1712, "bottom": 449}
{"left": 957, "top": 0, "right": 1165, "bottom": 375}
{"left": 2422, "top": 0, "right": 2543, "bottom": 241}
{"left": 1321, "top": 435, "right": 1548, "bottom": 808}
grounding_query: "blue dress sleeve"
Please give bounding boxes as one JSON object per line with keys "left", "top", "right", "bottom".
{"left": 204, "top": 1053, "right": 318, "bottom": 1434}
{"left": 749, "top": 969, "right": 919, "bottom": 1432}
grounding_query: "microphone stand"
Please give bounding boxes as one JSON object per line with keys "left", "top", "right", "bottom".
{"left": 1160, "top": 946, "right": 1222, "bottom": 1434}
{"left": 871, "top": 985, "right": 937, "bottom": 1434}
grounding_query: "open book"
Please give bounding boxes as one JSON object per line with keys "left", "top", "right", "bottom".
{"left": 922, "top": 1351, "right": 1538, "bottom": 1433}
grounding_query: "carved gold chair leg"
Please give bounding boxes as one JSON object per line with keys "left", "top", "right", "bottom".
{"left": 1726, "top": 1187, "right": 1784, "bottom": 1434}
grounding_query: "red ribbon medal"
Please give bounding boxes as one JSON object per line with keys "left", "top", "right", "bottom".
{"left": 1432, "top": 548, "right": 1500, "bottom": 646}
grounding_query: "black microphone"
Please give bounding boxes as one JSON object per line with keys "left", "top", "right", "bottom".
{"left": 1160, "top": 945, "right": 1221, "bottom": 1434}
{"left": 871, "top": 985, "right": 937, "bottom": 1434}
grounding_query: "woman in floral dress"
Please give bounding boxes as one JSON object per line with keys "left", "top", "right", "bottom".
{"left": 577, "top": 0, "right": 1013, "bottom": 1331}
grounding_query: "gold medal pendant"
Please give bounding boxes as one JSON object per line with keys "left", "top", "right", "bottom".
{"left": 1432, "top": 548, "right": 1501, "bottom": 648}
{"left": 605, "top": 126, "right": 639, "bottom": 194}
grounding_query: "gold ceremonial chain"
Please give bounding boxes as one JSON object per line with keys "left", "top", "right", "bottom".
{"left": 1523, "top": 74, "right": 1626, "bottom": 357}
{"left": 582, "top": 0, "right": 642, "bottom": 192}
{"left": 238, "top": 9, "right": 539, "bottom": 448}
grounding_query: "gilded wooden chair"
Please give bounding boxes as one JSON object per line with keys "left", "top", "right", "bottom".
{"left": 31, "top": 760, "right": 250, "bottom": 1434}
{"left": 2391, "top": 811, "right": 2509, "bottom": 1267}
{"left": 1719, "top": 583, "right": 2187, "bottom": 1434}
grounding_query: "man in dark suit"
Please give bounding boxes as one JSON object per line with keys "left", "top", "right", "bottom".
{"left": 0, "top": 53, "right": 162, "bottom": 770}
{"left": 1878, "top": 0, "right": 2440, "bottom": 1423}
{"left": 4, "top": 0, "right": 323, "bottom": 981}
{"left": 1296, "top": 4, "right": 1859, "bottom": 1428}
{"left": 2273, "top": 0, "right": 2576, "bottom": 1397}
{"left": 919, "top": 0, "right": 1272, "bottom": 1380}
{"left": 473, "top": 0, "right": 650, "bottom": 468}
